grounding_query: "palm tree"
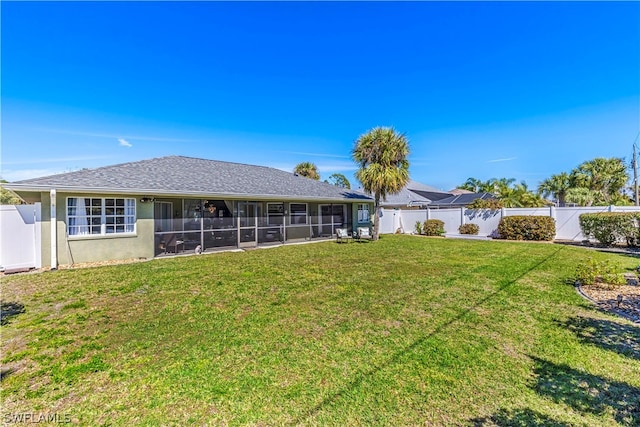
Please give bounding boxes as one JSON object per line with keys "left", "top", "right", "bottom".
{"left": 537, "top": 172, "right": 571, "bottom": 207}
{"left": 488, "top": 177, "right": 516, "bottom": 198}
{"left": 460, "top": 177, "right": 485, "bottom": 193}
{"left": 293, "top": 162, "right": 320, "bottom": 180}
{"left": 566, "top": 187, "right": 597, "bottom": 207}
{"left": 353, "top": 127, "right": 410, "bottom": 240}
{"left": 326, "top": 173, "right": 351, "bottom": 189}
{"left": 570, "top": 157, "right": 629, "bottom": 205}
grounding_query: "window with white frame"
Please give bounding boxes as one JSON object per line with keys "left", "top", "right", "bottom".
{"left": 357, "top": 204, "right": 370, "bottom": 223}
{"left": 267, "top": 203, "right": 284, "bottom": 225}
{"left": 289, "top": 203, "right": 308, "bottom": 225}
{"left": 67, "top": 197, "right": 136, "bottom": 236}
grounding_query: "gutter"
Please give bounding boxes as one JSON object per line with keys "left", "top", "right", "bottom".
{"left": 3, "top": 184, "right": 373, "bottom": 203}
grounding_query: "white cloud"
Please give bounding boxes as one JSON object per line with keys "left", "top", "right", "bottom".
{"left": 118, "top": 138, "right": 133, "bottom": 148}
{"left": 38, "top": 128, "right": 197, "bottom": 143}
{"left": 487, "top": 157, "right": 517, "bottom": 163}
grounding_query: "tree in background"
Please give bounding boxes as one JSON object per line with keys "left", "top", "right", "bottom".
{"left": 459, "top": 177, "right": 546, "bottom": 207}
{"left": 293, "top": 162, "right": 320, "bottom": 180}
{"left": 353, "top": 127, "right": 410, "bottom": 240}
{"left": 567, "top": 157, "right": 630, "bottom": 206}
{"left": 326, "top": 173, "right": 351, "bottom": 189}
{"left": 460, "top": 177, "right": 486, "bottom": 193}
{"left": 537, "top": 172, "right": 572, "bottom": 207}
{"left": 460, "top": 157, "right": 631, "bottom": 208}
{"left": 0, "top": 180, "right": 24, "bottom": 205}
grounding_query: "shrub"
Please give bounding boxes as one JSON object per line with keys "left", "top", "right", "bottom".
{"left": 459, "top": 223, "right": 479, "bottom": 235}
{"left": 497, "top": 216, "right": 555, "bottom": 241}
{"left": 414, "top": 221, "right": 423, "bottom": 235}
{"left": 423, "top": 219, "right": 445, "bottom": 236}
{"left": 575, "top": 257, "right": 626, "bottom": 286}
{"left": 579, "top": 212, "right": 640, "bottom": 247}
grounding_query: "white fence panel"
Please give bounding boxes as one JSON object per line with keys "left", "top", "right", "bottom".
{"left": 554, "top": 206, "right": 609, "bottom": 241}
{"left": 464, "top": 209, "right": 502, "bottom": 236}
{"left": 379, "top": 205, "right": 640, "bottom": 241}
{"left": 398, "top": 210, "right": 428, "bottom": 233}
{"left": 0, "top": 204, "right": 42, "bottom": 271}
{"left": 429, "top": 209, "right": 462, "bottom": 234}
{"left": 378, "top": 209, "right": 400, "bottom": 234}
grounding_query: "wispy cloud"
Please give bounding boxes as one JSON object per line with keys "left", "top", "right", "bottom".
{"left": 37, "top": 128, "right": 198, "bottom": 143}
{"left": 487, "top": 157, "right": 517, "bottom": 163}
{"left": 118, "top": 138, "right": 133, "bottom": 148}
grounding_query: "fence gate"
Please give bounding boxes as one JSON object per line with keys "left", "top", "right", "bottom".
{"left": 0, "top": 204, "right": 42, "bottom": 272}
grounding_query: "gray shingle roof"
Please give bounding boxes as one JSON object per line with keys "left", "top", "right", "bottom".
{"left": 7, "top": 156, "right": 371, "bottom": 202}
{"left": 405, "top": 180, "right": 446, "bottom": 193}
{"left": 378, "top": 187, "right": 434, "bottom": 207}
{"left": 364, "top": 180, "right": 451, "bottom": 207}
{"left": 428, "top": 192, "right": 495, "bottom": 207}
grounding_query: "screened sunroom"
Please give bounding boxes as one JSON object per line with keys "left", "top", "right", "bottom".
{"left": 153, "top": 198, "right": 368, "bottom": 256}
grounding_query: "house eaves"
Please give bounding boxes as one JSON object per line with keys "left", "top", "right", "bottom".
{"left": 3, "top": 183, "right": 371, "bottom": 203}
{"left": 3, "top": 156, "right": 373, "bottom": 203}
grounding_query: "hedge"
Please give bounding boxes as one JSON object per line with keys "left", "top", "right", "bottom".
{"left": 423, "top": 219, "right": 445, "bottom": 236}
{"left": 497, "top": 216, "right": 556, "bottom": 241}
{"left": 579, "top": 212, "right": 640, "bottom": 247}
{"left": 459, "top": 223, "right": 479, "bottom": 235}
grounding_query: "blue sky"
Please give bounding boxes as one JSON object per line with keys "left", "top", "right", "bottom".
{"left": 2, "top": 1, "right": 639, "bottom": 191}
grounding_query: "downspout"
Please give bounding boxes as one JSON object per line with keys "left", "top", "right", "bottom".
{"left": 50, "top": 189, "right": 58, "bottom": 270}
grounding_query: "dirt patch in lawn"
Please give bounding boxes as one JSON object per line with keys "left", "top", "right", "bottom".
{"left": 578, "top": 284, "right": 640, "bottom": 324}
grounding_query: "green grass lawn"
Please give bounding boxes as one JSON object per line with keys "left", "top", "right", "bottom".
{"left": 1, "top": 235, "right": 639, "bottom": 426}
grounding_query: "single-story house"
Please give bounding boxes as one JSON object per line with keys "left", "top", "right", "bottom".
{"left": 376, "top": 180, "right": 453, "bottom": 209}
{"left": 4, "top": 156, "right": 374, "bottom": 269}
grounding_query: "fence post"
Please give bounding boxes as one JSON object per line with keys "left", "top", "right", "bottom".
{"left": 427, "top": 207, "right": 430, "bottom": 220}
{"left": 550, "top": 205, "right": 557, "bottom": 240}
{"left": 609, "top": 205, "right": 614, "bottom": 212}
{"left": 460, "top": 207, "right": 465, "bottom": 228}
{"left": 50, "top": 189, "right": 58, "bottom": 270}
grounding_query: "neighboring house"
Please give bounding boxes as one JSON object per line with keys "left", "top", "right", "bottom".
{"left": 376, "top": 180, "right": 453, "bottom": 209}
{"left": 448, "top": 188, "right": 475, "bottom": 196}
{"left": 4, "top": 156, "right": 373, "bottom": 268}
{"left": 427, "top": 192, "right": 495, "bottom": 208}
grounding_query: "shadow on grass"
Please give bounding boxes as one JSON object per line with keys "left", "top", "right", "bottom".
{"left": 531, "top": 356, "right": 640, "bottom": 426}
{"left": 469, "top": 407, "right": 572, "bottom": 426}
{"left": 1, "top": 301, "right": 25, "bottom": 326}
{"left": 0, "top": 367, "right": 15, "bottom": 382}
{"left": 559, "top": 316, "right": 640, "bottom": 360}
{"left": 292, "top": 246, "right": 567, "bottom": 425}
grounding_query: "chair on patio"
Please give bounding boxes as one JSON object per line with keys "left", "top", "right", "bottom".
{"left": 356, "top": 227, "right": 373, "bottom": 242}
{"left": 336, "top": 228, "right": 353, "bottom": 243}
{"left": 159, "top": 234, "right": 184, "bottom": 254}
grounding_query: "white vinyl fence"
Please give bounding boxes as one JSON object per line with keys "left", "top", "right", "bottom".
{"left": 0, "top": 204, "right": 42, "bottom": 271}
{"left": 379, "top": 205, "right": 640, "bottom": 241}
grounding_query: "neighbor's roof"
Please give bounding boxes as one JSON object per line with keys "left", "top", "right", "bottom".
{"left": 5, "top": 156, "right": 372, "bottom": 202}
{"left": 448, "top": 188, "right": 474, "bottom": 195}
{"left": 427, "top": 192, "right": 495, "bottom": 207}
{"left": 379, "top": 186, "right": 434, "bottom": 207}
{"left": 405, "top": 180, "right": 446, "bottom": 193}
{"left": 372, "top": 180, "right": 452, "bottom": 207}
